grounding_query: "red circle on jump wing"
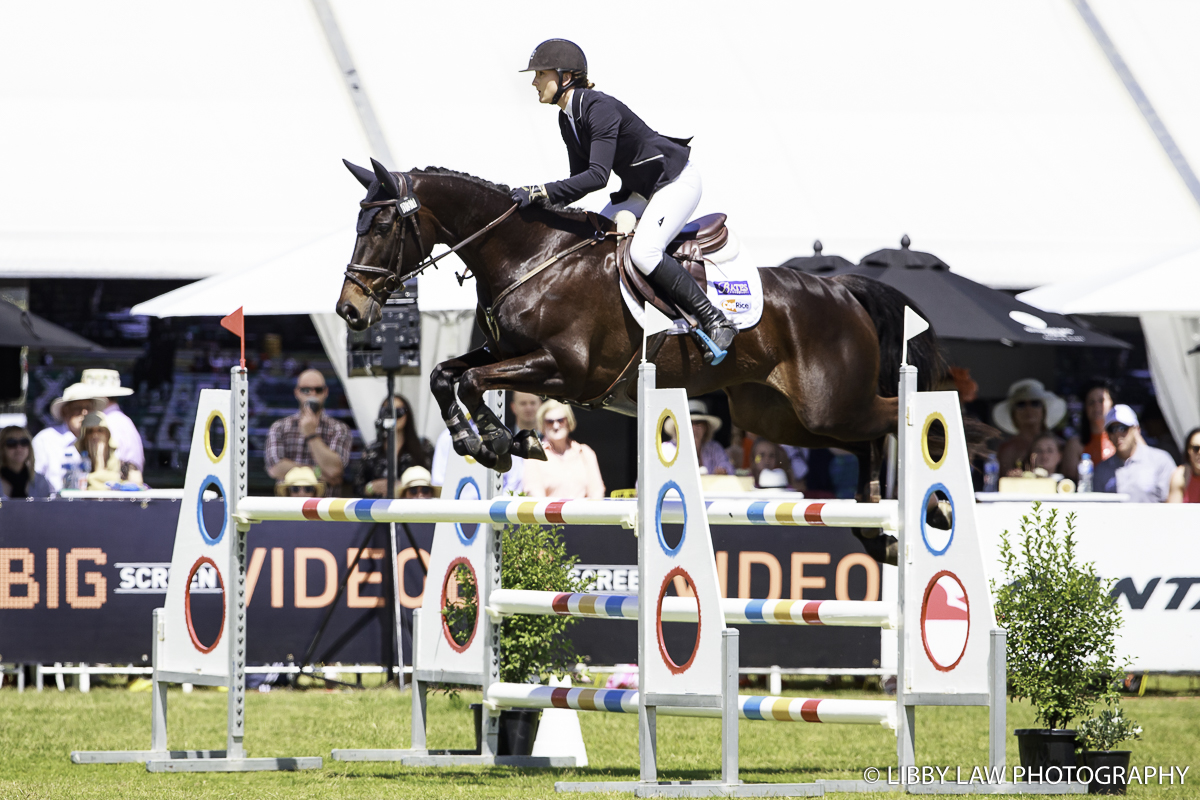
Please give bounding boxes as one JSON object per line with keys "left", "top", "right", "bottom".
{"left": 920, "top": 570, "right": 970, "bottom": 672}
{"left": 184, "top": 556, "right": 225, "bottom": 654}
{"left": 440, "top": 556, "right": 478, "bottom": 653}
{"left": 656, "top": 567, "right": 700, "bottom": 675}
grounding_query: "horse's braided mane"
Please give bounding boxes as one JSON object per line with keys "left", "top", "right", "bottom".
{"left": 412, "top": 166, "right": 610, "bottom": 227}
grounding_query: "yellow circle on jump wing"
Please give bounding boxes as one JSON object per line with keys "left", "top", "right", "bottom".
{"left": 656, "top": 409, "right": 679, "bottom": 468}
{"left": 921, "top": 411, "right": 948, "bottom": 470}
{"left": 204, "top": 410, "right": 227, "bottom": 464}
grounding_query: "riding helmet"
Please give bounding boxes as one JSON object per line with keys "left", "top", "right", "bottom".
{"left": 519, "top": 39, "right": 587, "bottom": 76}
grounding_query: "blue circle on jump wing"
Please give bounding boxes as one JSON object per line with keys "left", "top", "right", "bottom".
{"left": 455, "top": 476, "right": 481, "bottom": 545}
{"left": 920, "top": 482, "right": 955, "bottom": 556}
{"left": 655, "top": 480, "right": 686, "bottom": 557}
{"left": 196, "top": 475, "right": 227, "bottom": 546}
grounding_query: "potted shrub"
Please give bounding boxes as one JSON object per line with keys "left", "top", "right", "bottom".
{"left": 992, "top": 503, "right": 1128, "bottom": 773}
{"left": 1076, "top": 705, "right": 1142, "bottom": 795}
{"left": 443, "top": 519, "right": 588, "bottom": 756}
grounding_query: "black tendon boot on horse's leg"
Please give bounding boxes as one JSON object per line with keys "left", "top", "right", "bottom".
{"left": 646, "top": 255, "right": 736, "bottom": 365}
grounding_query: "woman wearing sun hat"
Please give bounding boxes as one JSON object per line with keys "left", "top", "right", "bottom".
{"left": 79, "top": 369, "right": 144, "bottom": 471}
{"left": 30, "top": 381, "right": 101, "bottom": 493}
{"left": 993, "top": 379, "right": 1067, "bottom": 477}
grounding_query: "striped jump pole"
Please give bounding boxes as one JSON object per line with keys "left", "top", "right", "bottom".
{"left": 237, "top": 496, "right": 897, "bottom": 531}
{"left": 488, "top": 590, "right": 896, "bottom": 629}
{"left": 485, "top": 684, "right": 895, "bottom": 728}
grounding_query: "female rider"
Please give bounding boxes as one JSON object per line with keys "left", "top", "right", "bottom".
{"left": 511, "top": 39, "right": 736, "bottom": 365}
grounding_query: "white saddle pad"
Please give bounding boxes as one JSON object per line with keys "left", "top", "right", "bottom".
{"left": 619, "top": 247, "right": 765, "bottom": 334}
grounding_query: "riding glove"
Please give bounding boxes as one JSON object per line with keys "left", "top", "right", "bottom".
{"left": 510, "top": 184, "right": 548, "bottom": 209}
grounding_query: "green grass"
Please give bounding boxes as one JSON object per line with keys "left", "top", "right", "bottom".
{"left": 1, "top": 680, "right": 1197, "bottom": 799}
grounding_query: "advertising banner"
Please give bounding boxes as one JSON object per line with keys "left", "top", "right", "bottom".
{"left": 1, "top": 499, "right": 883, "bottom": 670}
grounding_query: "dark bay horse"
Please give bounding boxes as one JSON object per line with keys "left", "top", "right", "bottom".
{"left": 337, "top": 160, "right": 943, "bottom": 560}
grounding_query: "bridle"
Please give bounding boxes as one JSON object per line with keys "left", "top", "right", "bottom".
{"left": 344, "top": 172, "right": 518, "bottom": 306}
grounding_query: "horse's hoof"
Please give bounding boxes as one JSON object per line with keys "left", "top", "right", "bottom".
{"left": 511, "top": 430, "right": 547, "bottom": 461}
{"left": 494, "top": 452, "right": 513, "bottom": 474}
{"left": 852, "top": 529, "right": 897, "bottom": 566}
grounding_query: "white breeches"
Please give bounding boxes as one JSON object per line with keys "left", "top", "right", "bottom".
{"left": 602, "top": 160, "right": 702, "bottom": 275}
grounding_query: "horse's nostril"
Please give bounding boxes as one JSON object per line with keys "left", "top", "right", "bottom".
{"left": 338, "top": 302, "right": 359, "bottom": 322}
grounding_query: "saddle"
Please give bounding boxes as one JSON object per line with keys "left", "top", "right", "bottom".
{"left": 616, "top": 213, "right": 731, "bottom": 319}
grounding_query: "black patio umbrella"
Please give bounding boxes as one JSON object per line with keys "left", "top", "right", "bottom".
{"left": 0, "top": 299, "right": 105, "bottom": 351}
{"left": 784, "top": 236, "right": 1130, "bottom": 348}
{"left": 778, "top": 240, "right": 856, "bottom": 276}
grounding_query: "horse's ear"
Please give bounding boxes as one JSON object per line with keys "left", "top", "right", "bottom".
{"left": 370, "top": 158, "right": 400, "bottom": 197}
{"left": 343, "top": 159, "right": 376, "bottom": 189}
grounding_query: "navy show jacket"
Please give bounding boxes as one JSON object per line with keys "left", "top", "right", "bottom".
{"left": 545, "top": 88, "right": 691, "bottom": 207}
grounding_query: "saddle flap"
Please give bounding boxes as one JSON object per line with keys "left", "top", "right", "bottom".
{"left": 617, "top": 237, "right": 707, "bottom": 320}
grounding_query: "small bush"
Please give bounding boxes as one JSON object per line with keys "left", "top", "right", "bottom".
{"left": 992, "top": 503, "right": 1127, "bottom": 730}
{"left": 442, "top": 521, "right": 588, "bottom": 684}
{"left": 1076, "top": 705, "right": 1142, "bottom": 752}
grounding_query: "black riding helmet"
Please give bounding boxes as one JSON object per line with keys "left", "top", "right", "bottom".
{"left": 519, "top": 39, "right": 587, "bottom": 104}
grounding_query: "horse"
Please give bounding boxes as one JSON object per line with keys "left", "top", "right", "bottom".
{"left": 336, "top": 159, "right": 945, "bottom": 564}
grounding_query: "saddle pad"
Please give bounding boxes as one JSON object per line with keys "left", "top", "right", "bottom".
{"left": 619, "top": 249, "right": 764, "bottom": 334}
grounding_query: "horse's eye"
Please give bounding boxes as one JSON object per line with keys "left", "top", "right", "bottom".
{"left": 375, "top": 223, "right": 392, "bottom": 235}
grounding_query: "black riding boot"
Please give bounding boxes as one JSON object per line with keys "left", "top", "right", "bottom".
{"left": 646, "top": 255, "right": 737, "bottom": 364}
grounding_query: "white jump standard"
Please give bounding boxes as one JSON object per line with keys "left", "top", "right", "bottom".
{"left": 70, "top": 369, "right": 322, "bottom": 772}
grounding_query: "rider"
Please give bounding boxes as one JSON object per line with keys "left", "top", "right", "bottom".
{"left": 510, "top": 39, "right": 737, "bottom": 365}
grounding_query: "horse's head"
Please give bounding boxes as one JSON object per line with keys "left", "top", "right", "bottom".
{"left": 337, "top": 158, "right": 433, "bottom": 330}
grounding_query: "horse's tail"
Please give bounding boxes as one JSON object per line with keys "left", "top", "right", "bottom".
{"left": 832, "top": 274, "right": 947, "bottom": 396}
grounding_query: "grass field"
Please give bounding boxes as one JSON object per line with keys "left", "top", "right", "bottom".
{"left": 1, "top": 679, "right": 1197, "bottom": 799}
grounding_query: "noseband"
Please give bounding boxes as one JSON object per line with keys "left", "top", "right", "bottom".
{"left": 344, "top": 173, "right": 518, "bottom": 307}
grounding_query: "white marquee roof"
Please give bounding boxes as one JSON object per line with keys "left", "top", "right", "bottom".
{"left": 4, "top": 1, "right": 1200, "bottom": 295}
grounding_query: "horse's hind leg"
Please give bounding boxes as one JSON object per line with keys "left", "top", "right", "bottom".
{"left": 850, "top": 440, "right": 898, "bottom": 566}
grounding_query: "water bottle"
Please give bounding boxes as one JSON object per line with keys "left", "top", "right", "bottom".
{"left": 1078, "top": 454, "right": 1093, "bottom": 494}
{"left": 982, "top": 454, "right": 1000, "bottom": 492}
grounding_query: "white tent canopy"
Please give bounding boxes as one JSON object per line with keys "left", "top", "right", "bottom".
{"left": 5, "top": 1, "right": 1200, "bottom": 289}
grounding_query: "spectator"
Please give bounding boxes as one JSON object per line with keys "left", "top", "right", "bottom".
{"left": 688, "top": 399, "right": 733, "bottom": 475}
{"left": 265, "top": 370, "right": 351, "bottom": 494}
{"left": 1028, "top": 432, "right": 1064, "bottom": 478}
{"left": 725, "top": 423, "right": 753, "bottom": 472}
{"left": 1167, "top": 427, "right": 1200, "bottom": 504}
{"left": 749, "top": 438, "right": 798, "bottom": 491}
{"left": 503, "top": 391, "right": 542, "bottom": 493}
{"left": 1, "top": 426, "right": 53, "bottom": 499}
{"left": 398, "top": 466, "right": 436, "bottom": 499}
{"left": 992, "top": 379, "right": 1067, "bottom": 477}
{"left": 1080, "top": 383, "right": 1117, "bottom": 463}
{"left": 1094, "top": 405, "right": 1176, "bottom": 502}
{"left": 523, "top": 400, "right": 605, "bottom": 498}
{"left": 31, "top": 382, "right": 99, "bottom": 493}
{"left": 79, "top": 369, "right": 145, "bottom": 471}
{"left": 355, "top": 394, "right": 430, "bottom": 498}
{"left": 275, "top": 466, "right": 324, "bottom": 498}
{"left": 75, "top": 411, "right": 142, "bottom": 490}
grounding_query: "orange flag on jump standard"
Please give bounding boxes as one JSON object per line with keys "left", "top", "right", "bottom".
{"left": 220, "top": 307, "right": 246, "bottom": 367}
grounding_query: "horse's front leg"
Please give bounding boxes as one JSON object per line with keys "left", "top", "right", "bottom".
{"left": 430, "top": 348, "right": 497, "bottom": 462}
{"left": 457, "top": 349, "right": 573, "bottom": 469}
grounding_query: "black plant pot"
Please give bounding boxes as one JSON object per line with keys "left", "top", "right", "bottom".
{"left": 1083, "top": 750, "right": 1132, "bottom": 795}
{"left": 471, "top": 703, "right": 542, "bottom": 756}
{"left": 1015, "top": 729, "right": 1078, "bottom": 775}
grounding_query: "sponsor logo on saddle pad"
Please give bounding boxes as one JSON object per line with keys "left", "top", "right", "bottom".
{"left": 721, "top": 298, "right": 752, "bottom": 313}
{"left": 713, "top": 280, "right": 751, "bottom": 296}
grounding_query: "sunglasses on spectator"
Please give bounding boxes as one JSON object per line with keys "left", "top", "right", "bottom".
{"left": 1106, "top": 423, "right": 1131, "bottom": 436}
{"left": 4, "top": 438, "right": 31, "bottom": 448}
{"left": 389, "top": 406, "right": 407, "bottom": 417}
{"left": 1188, "top": 444, "right": 1200, "bottom": 454}
{"left": 403, "top": 486, "right": 435, "bottom": 498}
{"left": 286, "top": 485, "right": 318, "bottom": 496}
{"left": 298, "top": 386, "right": 327, "bottom": 395}
{"left": 544, "top": 416, "right": 568, "bottom": 428}
{"left": 1013, "top": 400, "right": 1043, "bottom": 409}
